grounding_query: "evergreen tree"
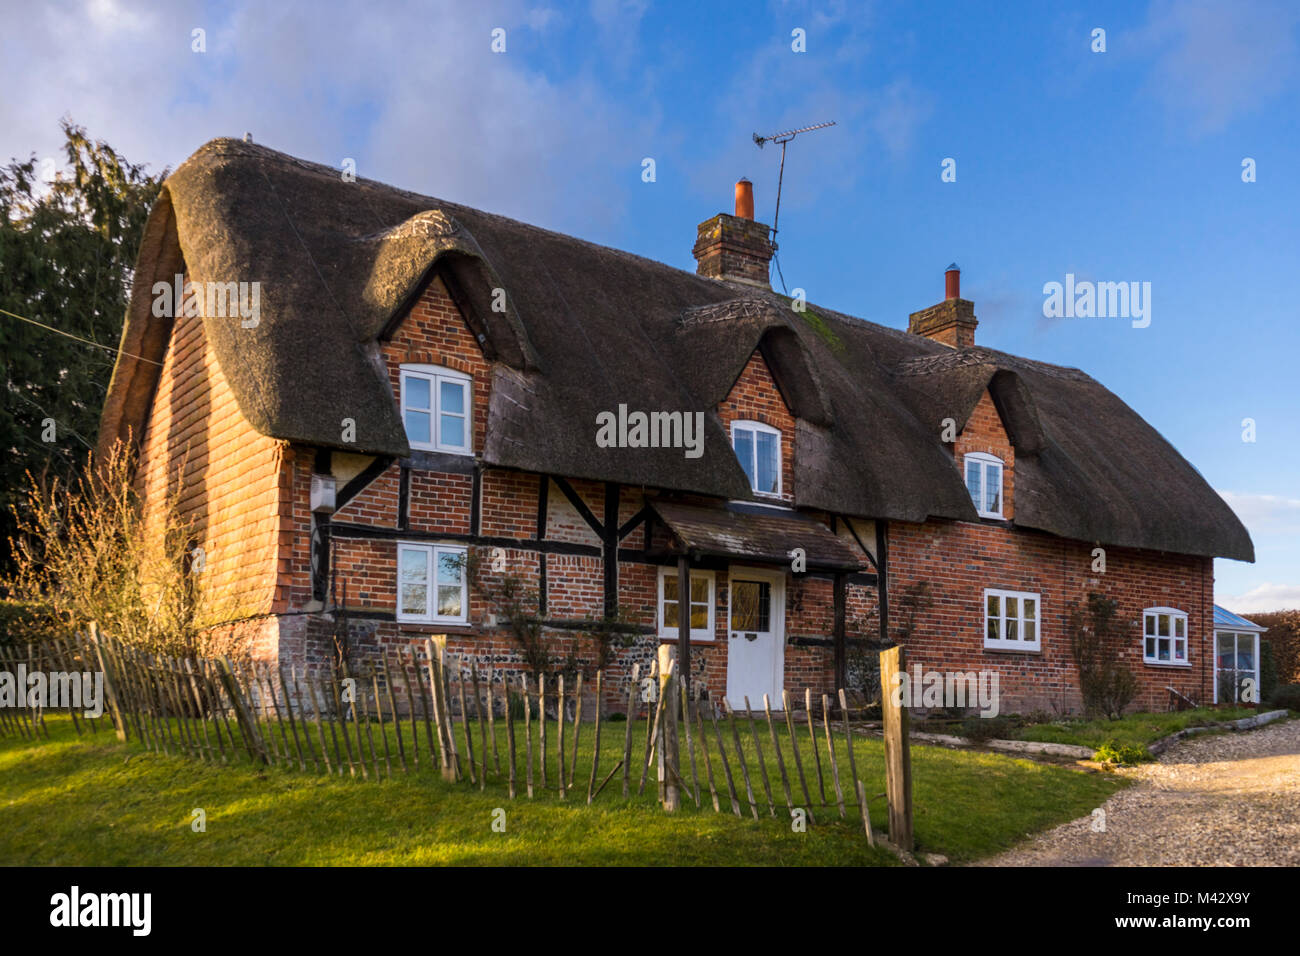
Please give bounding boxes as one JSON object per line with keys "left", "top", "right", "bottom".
{"left": 0, "top": 121, "right": 165, "bottom": 571}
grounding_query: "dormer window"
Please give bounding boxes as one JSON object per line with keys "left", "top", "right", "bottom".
{"left": 400, "top": 365, "right": 470, "bottom": 454}
{"left": 964, "top": 452, "right": 1003, "bottom": 518}
{"left": 731, "top": 420, "right": 781, "bottom": 497}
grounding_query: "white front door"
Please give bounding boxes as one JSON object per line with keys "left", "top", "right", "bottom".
{"left": 726, "top": 567, "right": 785, "bottom": 710}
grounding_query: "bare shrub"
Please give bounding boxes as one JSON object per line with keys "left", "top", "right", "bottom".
{"left": 4, "top": 440, "right": 203, "bottom": 654}
{"left": 1069, "top": 592, "right": 1138, "bottom": 719}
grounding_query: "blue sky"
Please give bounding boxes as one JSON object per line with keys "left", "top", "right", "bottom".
{"left": 3, "top": 0, "right": 1297, "bottom": 610}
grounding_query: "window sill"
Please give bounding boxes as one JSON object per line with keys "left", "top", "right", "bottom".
{"left": 983, "top": 644, "right": 1042, "bottom": 655}
{"left": 657, "top": 634, "right": 715, "bottom": 643}
{"left": 403, "top": 449, "right": 477, "bottom": 474}
{"left": 397, "top": 620, "right": 474, "bottom": 633}
{"left": 1143, "top": 660, "right": 1192, "bottom": 668}
{"left": 408, "top": 444, "right": 472, "bottom": 455}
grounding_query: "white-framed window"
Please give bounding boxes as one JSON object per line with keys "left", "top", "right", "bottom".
{"left": 1143, "top": 607, "right": 1189, "bottom": 665}
{"left": 731, "top": 420, "right": 782, "bottom": 497}
{"left": 657, "top": 567, "right": 716, "bottom": 640}
{"left": 984, "top": 588, "right": 1040, "bottom": 651}
{"left": 964, "top": 452, "right": 1003, "bottom": 518}
{"left": 400, "top": 365, "right": 471, "bottom": 454}
{"left": 1215, "top": 631, "right": 1259, "bottom": 703}
{"left": 397, "top": 542, "right": 468, "bottom": 624}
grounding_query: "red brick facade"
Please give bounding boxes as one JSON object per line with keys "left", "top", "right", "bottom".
{"left": 160, "top": 267, "right": 1218, "bottom": 718}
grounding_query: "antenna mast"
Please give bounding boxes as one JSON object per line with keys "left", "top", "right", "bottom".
{"left": 753, "top": 120, "right": 836, "bottom": 242}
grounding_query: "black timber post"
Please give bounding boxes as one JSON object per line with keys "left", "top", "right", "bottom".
{"left": 603, "top": 483, "right": 619, "bottom": 619}
{"left": 833, "top": 572, "right": 847, "bottom": 690}
{"left": 876, "top": 521, "right": 890, "bottom": 645}
{"left": 470, "top": 464, "right": 483, "bottom": 537}
{"left": 536, "top": 476, "right": 549, "bottom": 617}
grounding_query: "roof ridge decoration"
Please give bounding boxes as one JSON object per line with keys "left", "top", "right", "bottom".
{"left": 358, "top": 209, "right": 461, "bottom": 242}
{"left": 894, "top": 346, "right": 1091, "bottom": 383}
{"left": 677, "top": 297, "right": 776, "bottom": 329}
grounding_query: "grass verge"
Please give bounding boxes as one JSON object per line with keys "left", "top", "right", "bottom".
{"left": 1012, "top": 707, "right": 1256, "bottom": 751}
{"left": 0, "top": 716, "right": 1124, "bottom": 865}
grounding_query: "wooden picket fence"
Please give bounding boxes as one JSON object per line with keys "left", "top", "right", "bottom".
{"left": 1, "top": 629, "right": 912, "bottom": 849}
{"left": 0, "top": 636, "right": 103, "bottom": 741}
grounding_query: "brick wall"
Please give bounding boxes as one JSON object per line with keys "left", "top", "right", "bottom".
{"left": 886, "top": 518, "right": 1214, "bottom": 714}
{"left": 135, "top": 272, "right": 287, "bottom": 644}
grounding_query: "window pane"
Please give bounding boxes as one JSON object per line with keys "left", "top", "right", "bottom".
{"left": 437, "top": 584, "right": 462, "bottom": 618}
{"left": 401, "top": 583, "right": 427, "bottom": 615}
{"left": 405, "top": 409, "right": 431, "bottom": 444}
{"left": 1006, "top": 619, "right": 1018, "bottom": 641}
{"left": 1023, "top": 598, "right": 1036, "bottom": 620}
{"left": 1005, "top": 597, "right": 1018, "bottom": 619}
{"left": 732, "top": 581, "right": 759, "bottom": 631}
{"left": 405, "top": 376, "right": 430, "bottom": 410}
{"left": 1217, "top": 634, "right": 1234, "bottom": 668}
{"left": 690, "top": 602, "right": 708, "bottom": 630}
{"left": 690, "top": 576, "right": 709, "bottom": 602}
{"left": 1174, "top": 616, "right": 1185, "bottom": 638}
{"left": 987, "top": 618, "right": 1000, "bottom": 642}
{"left": 987, "top": 594, "right": 1000, "bottom": 618}
{"left": 1158, "top": 638, "right": 1170, "bottom": 661}
{"left": 1023, "top": 621, "right": 1036, "bottom": 643}
{"left": 1158, "top": 614, "right": 1170, "bottom": 637}
{"left": 440, "top": 413, "right": 465, "bottom": 448}
{"left": 966, "top": 460, "right": 982, "bottom": 507}
{"left": 734, "top": 429, "right": 755, "bottom": 489}
{"left": 399, "top": 548, "right": 428, "bottom": 615}
{"left": 663, "top": 576, "right": 679, "bottom": 601}
{"left": 1237, "top": 636, "right": 1254, "bottom": 669}
{"left": 440, "top": 380, "right": 465, "bottom": 415}
{"left": 663, "top": 599, "right": 680, "bottom": 629}
{"left": 1146, "top": 615, "right": 1156, "bottom": 636}
{"left": 1174, "top": 639, "right": 1186, "bottom": 662}
{"left": 756, "top": 432, "right": 779, "bottom": 493}
{"left": 756, "top": 582, "right": 771, "bottom": 631}
{"left": 984, "top": 464, "right": 1001, "bottom": 514}
{"left": 1146, "top": 637, "right": 1156, "bottom": 658}
{"left": 437, "top": 551, "right": 463, "bottom": 585}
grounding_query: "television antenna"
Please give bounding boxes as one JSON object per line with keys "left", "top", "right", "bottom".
{"left": 753, "top": 121, "right": 836, "bottom": 242}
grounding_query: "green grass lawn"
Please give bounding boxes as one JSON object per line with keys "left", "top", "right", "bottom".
{"left": 1012, "top": 707, "right": 1257, "bottom": 751}
{"left": 0, "top": 714, "right": 1124, "bottom": 866}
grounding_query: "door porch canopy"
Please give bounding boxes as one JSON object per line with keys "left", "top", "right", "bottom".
{"left": 647, "top": 500, "right": 867, "bottom": 572}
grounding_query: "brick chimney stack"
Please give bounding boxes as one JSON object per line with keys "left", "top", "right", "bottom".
{"left": 908, "top": 263, "right": 978, "bottom": 348}
{"left": 692, "top": 178, "right": 774, "bottom": 288}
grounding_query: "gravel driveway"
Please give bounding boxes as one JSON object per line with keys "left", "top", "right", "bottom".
{"left": 978, "top": 716, "right": 1300, "bottom": 866}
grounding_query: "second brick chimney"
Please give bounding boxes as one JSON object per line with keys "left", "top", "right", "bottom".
{"left": 908, "top": 263, "right": 978, "bottom": 348}
{"left": 692, "top": 178, "right": 774, "bottom": 288}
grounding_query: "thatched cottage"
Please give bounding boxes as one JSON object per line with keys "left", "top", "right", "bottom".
{"left": 97, "top": 138, "right": 1253, "bottom": 714}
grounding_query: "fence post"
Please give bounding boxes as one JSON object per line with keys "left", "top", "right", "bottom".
{"left": 87, "top": 623, "right": 126, "bottom": 741}
{"left": 880, "top": 645, "right": 913, "bottom": 851}
{"left": 658, "top": 644, "right": 678, "bottom": 811}
{"left": 218, "top": 656, "right": 269, "bottom": 765}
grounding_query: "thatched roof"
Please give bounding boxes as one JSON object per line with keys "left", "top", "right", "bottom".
{"left": 99, "top": 138, "right": 1254, "bottom": 562}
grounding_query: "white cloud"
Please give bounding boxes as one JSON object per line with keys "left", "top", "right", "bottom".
{"left": 1126, "top": 0, "right": 1300, "bottom": 134}
{"left": 0, "top": 0, "right": 657, "bottom": 235}
{"left": 1216, "top": 490, "right": 1300, "bottom": 535}
{"left": 1216, "top": 582, "right": 1300, "bottom": 614}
